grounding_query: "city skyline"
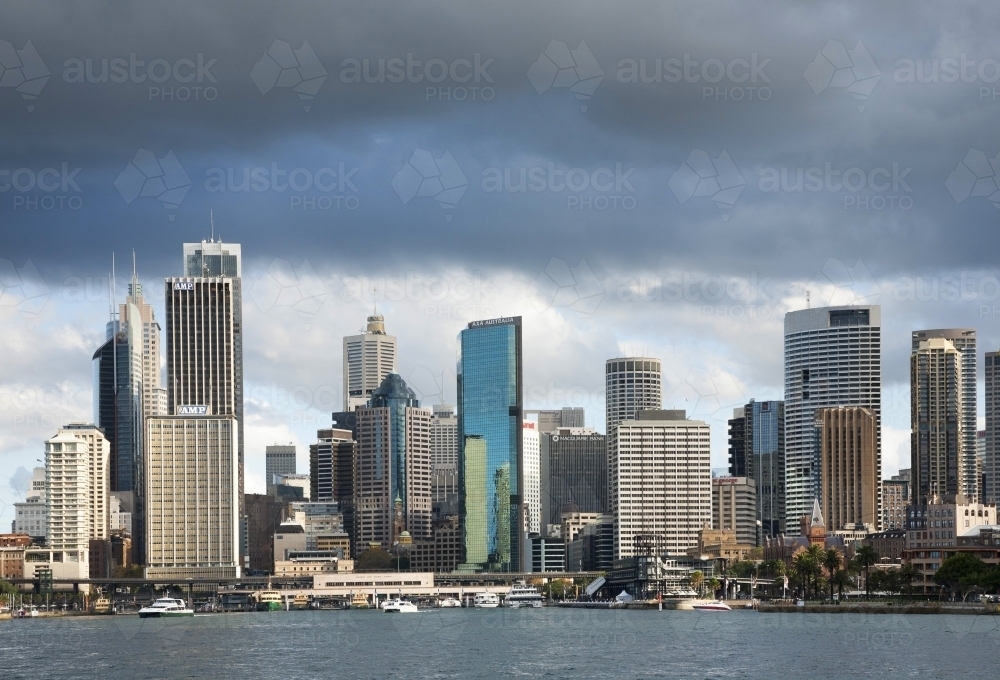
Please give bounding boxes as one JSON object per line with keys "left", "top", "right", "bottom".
{"left": 6, "top": 4, "right": 1000, "bottom": 534}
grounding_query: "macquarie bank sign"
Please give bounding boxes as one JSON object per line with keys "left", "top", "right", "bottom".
{"left": 177, "top": 404, "right": 209, "bottom": 416}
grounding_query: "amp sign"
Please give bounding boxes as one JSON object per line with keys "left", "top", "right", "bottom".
{"left": 173, "top": 281, "right": 194, "bottom": 290}
{"left": 177, "top": 405, "right": 209, "bottom": 416}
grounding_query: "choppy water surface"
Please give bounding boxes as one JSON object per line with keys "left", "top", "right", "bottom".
{"left": 2, "top": 608, "right": 998, "bottom": 679}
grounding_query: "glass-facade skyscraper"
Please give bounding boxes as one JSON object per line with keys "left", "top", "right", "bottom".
{"left": 747, "top": 400, "right": 784, "bottom": 539}
{"left": 458, "top": 316, "right": 523, "bottom": 572}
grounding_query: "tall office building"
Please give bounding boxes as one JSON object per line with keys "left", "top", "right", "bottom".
{"left": 354, "top": 374, "right": 433, "bottom": 548}
{"left": 745, "top": 400, "right": 785, "bottom": 539}
{"left": 911, "top": 338, "right": 962, "bottom": 505}
{"left": 524, "top": 407, "right": 585, "bottom": 434}
{"left": 539, "top": 428, "right": 607, "bottom": 528}
{"left": 610, "top": 410, "right": 711, "bottom": 558}
{"left": 93, "top": 305, "right": 143, "bottom": 496}
{"left": 167, "top": 241, "right": 243, "bottom": 524}
{"left": 119, "top": 263, "right": 164, "bottom": 420}
{"left": 266, "top": 445, "right": 297, "bottom": 484}
{"left": 605, "top": 357, "right": 662, "bottom": 432}
{"left": 430, "top": 405, "right": 458, "bottom": 468}
{"left": 912, "top": 330, "right": 976, "bottom": 500}
{"left": 458, "top": 316, "right": 523, "bottom": 572}
{"left": 727, "top": 407, "right": 748, "bottom": 477}
{"left": 343, "top": 314, "right": 397, "bottom": 411}
{"left": 983, "top": 352, "right": 1000, "bottom": 504}
{"left": 145, "top": 415, "right": 240, "bottom": 579}
{"left": 59, "top": 424, "right": 111, "bottom": 543}
{"left": 784, "top": 306, "right": 881, "bottom": 527}
{"left": 712, "top": 477, "right": 757, "bottom": 546}
{"left": 522, "top": 420, "right": 541, "bottom": 537}
{"left": 817, "top": 407, "right": 879, "bottom": 530}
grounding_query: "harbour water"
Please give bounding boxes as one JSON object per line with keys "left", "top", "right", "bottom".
{"left": 2, "top": 608, "right": 998, "bottom": 679}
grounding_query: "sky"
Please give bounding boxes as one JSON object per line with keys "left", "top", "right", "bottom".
{"left": 3, "top": 0, "right": 1000, "bottom": 526}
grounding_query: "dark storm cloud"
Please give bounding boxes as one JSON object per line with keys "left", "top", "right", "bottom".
{"left": 3, "top": 0, "right": 1000, "bottom": 288}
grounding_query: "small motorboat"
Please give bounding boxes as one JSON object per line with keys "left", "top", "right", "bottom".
{"left": 474, "top": 592, "right": 500, "bottom": 608}
{"left": 691, "top": 600, "right": 732, "bottom": 611}
{"left": 382, "top": 598, "right": 418, "bottom": 613}
{"left": 439, "top": 597, "right": 462, "bottom": 608}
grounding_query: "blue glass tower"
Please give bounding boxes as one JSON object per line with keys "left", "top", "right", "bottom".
{"left": 369, "top": 373, "right": 420, "bottom": 513}
{"left": 458, "top": 316, "right": 522, "bottom": 572}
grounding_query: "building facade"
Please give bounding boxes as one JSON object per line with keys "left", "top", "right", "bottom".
{"left": 43, "top": 429, "right": 96, "bottom": 581}
{"left": 524, "top": 407, "right": 585, "bottom": 434}
{"left": 911, "top": 338, "right": 962, "bottom": 505}
{"left": 343, "top": 314, "right": 397, "bottom": 411}
{"left": 882, "top": 479, "right": 908, "bottom": 530}
{"left": 817, "top": 406, "right": 879, "bottom": 531}
{"left": 408, "top": 516, "right": 462, "bottom": 573}
{"left": 266, "top": 445, "right": 296, "bottom": 483}
{"left": 13, "top": 467, "right": 46, "bottom": 541}
{"left": 144, "top": 415, "right": 240, "bottom": 579}
{"left": 712, "top": 477, "right": 757, "bottom": 546}
{"left": 458, "top": 317, "right": 523, "bottom": 572}
{"left": 784, "top": 305, "right": 881, "bottom": 528}
{"left": 727, "top": 407, "right": 747, "bottom": 477}
{"left": 430, "top": 405, "right": 458, "bottom": 468}
{"left": 912, "top": 329, "right": 976, "bottom": 500}
{"left": 539, "top": 428, "right": 607, "bottom": 529}
{"left": 610, "top": 410, "right": 711, "bottom": 558}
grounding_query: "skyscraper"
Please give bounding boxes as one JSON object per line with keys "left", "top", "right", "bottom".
{"left": 912, "top": 329, "right": 976, "bottom": 500}
{"left": 539, "top": 427, "right": 607, "bottom": 528}
{"left": 817, "top": 406, "right": 879, "bottom": 530}
{"left": 522, "top": 420, "right": 541, "bottom": 536}
{"left": 167, "top": 240, "right": 243, "bottom": 519}
{"left": 119, "top": 262, "right": 164, "bottom": 420}
{"left": 727, "top": 407, "right": 747, "bottom": 477}
{"left": 911, "top": 338, "right": 962, "bottom": 505}
{"left": 458, "top": 316, "right": 523, "bottom": 572}
{"left": 430, "top": 405, "right": 458, "bottom": 468}
{"left": 343, "top": 314, "right": 397, "bottom": 411}
{"left": 266, "top": 445, "right": 297, "bottom": 484}
{"left": 354, "top": 373, "right": 433, "bottom": 548}
{"left": 44, "top": 428, "right": 99, "bottom": 581}
{"left": 745, "top": 400, "right": 785, "bottom": 539}
{"left": 784, "top": 306, "right": 881, "bottom": 527}
{"left": 309, "top": 428, "right": 356, "bottom": 552}
{"left": 605, "top": 357, "right": 662, "bottom": 432}
{"left": 712, "top": 477, "right": 757, "bottom": 546}
{"left": 987, "top": 353, "right": 1000, "bottom": 504}
{"left": 610, "top": 410, "right": 711, "bottom": 558}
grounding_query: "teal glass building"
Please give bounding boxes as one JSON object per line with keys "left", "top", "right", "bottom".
{"left": 458, "top": 316, "right": 523, "bottom": 572}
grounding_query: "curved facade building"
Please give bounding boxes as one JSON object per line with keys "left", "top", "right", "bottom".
{"left": 605, "top": 357, "right": 662, "bottom": 432}
{"left": 784, "top": 306, "right": 881, "bottom": 529}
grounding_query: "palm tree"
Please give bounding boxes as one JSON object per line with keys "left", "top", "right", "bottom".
{"left": 855, "top": 545, "right": 880, "bottom": 600}
{"left": 832, "top": 569, "right": 853, "bottom": 601}
{"left": 792, "top": 552, "right": 816, "bottom": 600}
{"left": 690, "top": 570, "right": 705, "bottom": 596}
{"left": 805, "top": 545, "right": 824, "bottom": 599}
{"left": 823, "top": 549, "right": 842, "bottom": 602}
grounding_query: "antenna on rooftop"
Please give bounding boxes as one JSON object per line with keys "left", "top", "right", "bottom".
{"left": 210, "top": 209, "right": 215, "bottom": 242}
{"left": 806, "top": 290, "right": 811, "bottom": 309}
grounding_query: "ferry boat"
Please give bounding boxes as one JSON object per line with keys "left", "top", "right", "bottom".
{"left": 438, "top": 597, "right": 462, "bottom": 608}
{"left": 256, "top": 590, "right": 283, "bottom": 611}
{"left": 505, "top": 583, "right": 543, "bottom": 608}
{"left": 138, "top": 598, "right": 194, "bottom": 618}
{"left": 382, "top": 598, "right": 418, "bottom": 613}
{"left": 93, "top": 597, "right": 112, "bottom": 614}
{"left": 691, "top": 600, "right": 732, "bottom": 611}
{"left": 292, "top": 594, "right": 310, "bottom": 610}
{"left": 473, "top": 592, "right": 500, "bottom": 608}
{"left": 350, "top": 592, "right": 370, "bottom": 609}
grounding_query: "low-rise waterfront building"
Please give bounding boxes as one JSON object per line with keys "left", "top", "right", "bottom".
{"left": 529, "top": 534, "right": 566, "bottom": 572}
{"left": 0, "top": 534, "right": 31, "bottom": 580}
{"left": 863, "top": 529, "right": 905, "bottom": 563}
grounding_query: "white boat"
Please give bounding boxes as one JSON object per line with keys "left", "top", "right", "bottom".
{"left": 474, "top": 592, "right": 500, "bottom": 608}
{"left": 691, "top": 600, "right": 732, "bottom": 611}
{"left": 138, "top": 598, "right": 194, "bottom": 618}
{"left": 439, "top": 597, "right": 462, "bottom": 608}
{"left": 505, "top": 583, "right": 543, "bottom": 608}
{"left": 382, "top": 598, "right": 418, "bottom": 613}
